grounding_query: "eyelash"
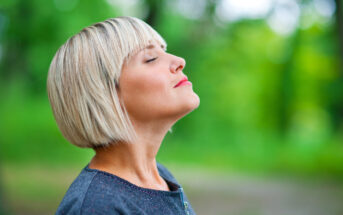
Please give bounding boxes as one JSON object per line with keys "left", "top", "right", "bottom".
{"left": 145, "top": 57, "right": 157, "bottom": 63}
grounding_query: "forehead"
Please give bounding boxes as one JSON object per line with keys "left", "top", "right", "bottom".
{"left": 133, "top": 41, "right": 166, "bottom": 59}
{"left": 141, "top": 41, "right": 166, "bottom": 53}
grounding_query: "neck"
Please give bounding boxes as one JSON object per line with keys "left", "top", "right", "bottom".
{"left": 89, "top": 119, "right": 174, "bottom": 190}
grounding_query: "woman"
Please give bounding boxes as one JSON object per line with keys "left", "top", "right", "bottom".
{"left": 47, "top": 16, "right": 200, "bottom": 215}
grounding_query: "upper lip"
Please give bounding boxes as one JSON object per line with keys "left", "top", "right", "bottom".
{"left": 174, "top": 76, "right": 188, "bottom": 88}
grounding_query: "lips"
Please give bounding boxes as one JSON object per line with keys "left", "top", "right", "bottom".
{"left": 174, "top": 77, "right": 190, "bottom": 88}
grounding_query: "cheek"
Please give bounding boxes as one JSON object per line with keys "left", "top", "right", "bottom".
{"left": 121, "top": 73, "right": 171, "bottom": 111}
{"left": 133, "top": 75, "right": 167, "bottom": 95}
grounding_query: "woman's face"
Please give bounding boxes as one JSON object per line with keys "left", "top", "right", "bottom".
{"left": 118, "top": 41, "right": 200, "bottom": 123}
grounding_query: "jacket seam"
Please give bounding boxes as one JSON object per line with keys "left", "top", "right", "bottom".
{"left": 79, "top": 171, "right": 98, "bottom": 215}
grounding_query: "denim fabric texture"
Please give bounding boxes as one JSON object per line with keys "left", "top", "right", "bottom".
{"left": 56, "top": 162, "right": 196, "bottom": 215}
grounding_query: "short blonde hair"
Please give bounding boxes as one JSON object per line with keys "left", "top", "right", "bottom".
{"left": 47, "top": 16, "right": 167, "bottom": 148}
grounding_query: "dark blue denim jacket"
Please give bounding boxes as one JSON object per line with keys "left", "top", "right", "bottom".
{"left": 56, "top": 162, "right": 196, "bottom": 215}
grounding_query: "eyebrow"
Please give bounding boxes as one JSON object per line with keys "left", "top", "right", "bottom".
{"left": 144, "top": 44, "right": 166, "bottom": 50}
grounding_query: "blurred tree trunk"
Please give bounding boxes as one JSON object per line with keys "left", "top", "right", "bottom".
{"left": 335, "top": 0, "right": 343, "bottom": 66}
{"left": 0, "top": 0, "right": 31, "bottom": 81}
{"left": 329, "top": 0, "right": 343, "bottom": 131}
{"left": 273, "top": 1, "right": 304, "bottom": 136}
{"left": 144, "top": 0, "right": 164, "bottom": 28}
{"left": 185, "top": 0, "right": 219, "bottom": 45}
{"left": 277, "top": 31, "right": 300, "bottom": 136}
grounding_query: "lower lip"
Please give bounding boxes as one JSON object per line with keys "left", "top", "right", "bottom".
{"left": 176, "top": 81, "right": 192, "bottom": 88}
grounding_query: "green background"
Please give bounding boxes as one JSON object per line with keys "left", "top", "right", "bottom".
{"left": 0, "top": 0, "right": 343, "bottom": 214}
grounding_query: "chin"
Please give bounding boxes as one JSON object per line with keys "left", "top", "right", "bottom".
{"left": 182, "top": 93, "right": 200, "bottom": 114}
{"left": 165, "top": 92, "right": 200, "bottom": 120}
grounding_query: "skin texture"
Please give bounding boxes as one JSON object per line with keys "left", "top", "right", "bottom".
{"left": 89, "top": 41, "right": 200, "bottom": 191}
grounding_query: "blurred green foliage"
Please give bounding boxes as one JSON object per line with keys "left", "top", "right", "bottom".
{"left": 0, "top": 0, "right": 343, "bottom": 180}
{"left": 1, "top": 0, "right": 343, "bottom": 214}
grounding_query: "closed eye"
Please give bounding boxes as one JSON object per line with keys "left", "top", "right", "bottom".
{"left": 145, "top": 57, "right": 157, "bottom": 63}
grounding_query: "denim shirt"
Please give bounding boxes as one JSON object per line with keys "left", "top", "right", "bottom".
{"left": 56, "top": 162, "right": 196, "bottom": 215}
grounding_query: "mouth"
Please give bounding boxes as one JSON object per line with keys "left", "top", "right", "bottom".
{"left": 174, "top": 76, "right": 192, "bottom": 88}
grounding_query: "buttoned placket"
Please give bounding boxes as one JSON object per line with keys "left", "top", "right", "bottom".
{"left": 179, "top": 187, "right": 190, "bottom": 215}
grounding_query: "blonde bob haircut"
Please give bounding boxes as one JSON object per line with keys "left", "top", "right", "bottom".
{"left": 47, "top": 16, "right": 167, "bottom": 148}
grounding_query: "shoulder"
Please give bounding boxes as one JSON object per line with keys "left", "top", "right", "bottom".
{"left": 56, "top": 163, "right": 181, "bottom": 215}
{"left": 55, "top": 167, "right": 95, "bottom": 215}
{"left": 56, "top": 166, "right": 125, "bottom": 215}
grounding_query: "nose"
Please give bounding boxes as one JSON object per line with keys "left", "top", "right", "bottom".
{"left": 170, "top": 55, "right": 186, "bottom": 74}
